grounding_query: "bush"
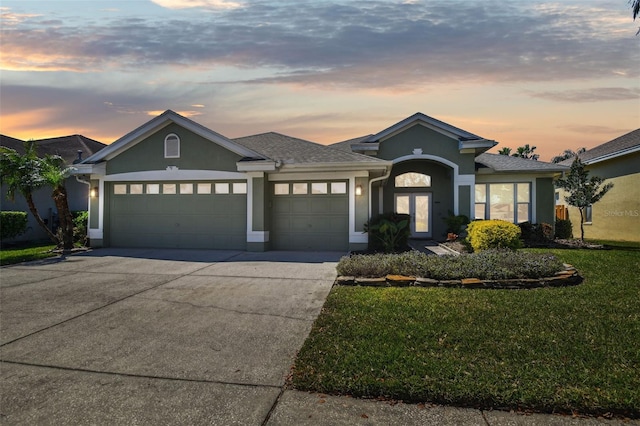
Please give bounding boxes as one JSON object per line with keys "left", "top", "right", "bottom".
{"left": 443, "top": 211, "right": 470, "bottom": 235}
{"left": 519, "top": 222, "right": 554, "bottom": 246}
{"left": 555, "top": 219, "right": 573, "bottom": 239}
{"left": 466, "top": 220, "right": 522, "bottom": 252}
{"left": 337, "top": 249, "right": 563, "bottom": 280}
{"left": 365, "top": 212, "right": 411, "bottom": 253}
{"left": 72, "top": 211, "right": 88, "bottom": 245}
{"left": 1, "top": 211, "right": 28, "bottom": 240}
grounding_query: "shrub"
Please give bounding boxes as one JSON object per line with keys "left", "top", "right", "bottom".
{"left": 466, "top": 220, "right": 522, "bottom": 252}
{"left": 336, "top": 249, "right": 563, "bottom": 280}
{"left": 365, "top": 212, "right": 411, "bottom": 253}
{"left": 1, "top": 211, "right": 28, "bottom": 240}
{"left": 519, "top": 222, "right": 554, "bottom": 246}
{"left": 72, "top": 211, "right": 88, "bottom": 245}
{"left": 555, "top": 219, "right": 573, "bottom": 239}
{"left": 443, "top": 211, "right": 470, "bottom": 235}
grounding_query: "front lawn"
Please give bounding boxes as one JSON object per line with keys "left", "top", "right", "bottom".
{"left": 292, "top": 248, "right": 640, "bottom": 417}
{"left": 0, "top": 242, "right": 57, "bottom": 265}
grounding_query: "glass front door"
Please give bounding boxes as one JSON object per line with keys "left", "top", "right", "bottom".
{"left": 395, "top": 193, "right": 431, "bottom": 238}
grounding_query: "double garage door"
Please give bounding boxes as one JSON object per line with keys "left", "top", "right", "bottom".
{"left": 107, "top": 182, "right": 247, "bottom": 249}
{"left": 270, "top": 181, "right": 349, "bottom": 251}
{"left": 107, "top": 180, "right": 350, "bottom": 251}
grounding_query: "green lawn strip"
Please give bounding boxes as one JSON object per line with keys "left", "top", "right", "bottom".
{"left": 0, "top": 243, "right": 57, "bottom": 265}
{"left": 292, "top": 249, "right": 640, "bottom": 417}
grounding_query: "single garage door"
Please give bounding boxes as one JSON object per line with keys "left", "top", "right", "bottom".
{"left": 271, "top": 181, "right": 349, "bottom": 251}
{"left": 107, "top": 181, "right": 246, "bottom": 249}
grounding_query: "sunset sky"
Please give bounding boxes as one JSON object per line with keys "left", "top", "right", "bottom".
{"left": 1, "top": 0, "right": 638, "bottom": 161}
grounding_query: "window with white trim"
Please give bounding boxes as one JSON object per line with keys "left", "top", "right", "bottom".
{"left": 395, "top": 172, "right": 431, "bottom": 188}
{"left": 475, "top": 183, "right": 531, "bottom": 223}
{"left": 164, "top": 133, "right": 180, "bottom": 158}
{"left": 585, "top": 205, "right": 593, "bottom": 223}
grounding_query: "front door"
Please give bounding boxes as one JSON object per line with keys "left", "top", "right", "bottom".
{"left": 395, "top": 193, "right": 432, "bottom": 238}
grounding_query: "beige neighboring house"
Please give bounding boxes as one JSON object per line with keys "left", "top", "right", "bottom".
{"left": 556, "top": 129, "right": 640, "bottom": 243}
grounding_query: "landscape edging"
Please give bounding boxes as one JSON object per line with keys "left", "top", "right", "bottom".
{"left": 335, "top": 264, "right": 582, "bottom": 289}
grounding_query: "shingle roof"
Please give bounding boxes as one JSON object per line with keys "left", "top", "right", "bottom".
{"left": 560, "top": 129, "right": 640, "bottom": 165}
{"left": 233, "top": 132, "right": 387, "bottom": 165}
{"left": 1, "top": 134, "right": 106, "bottom": 164}
{"left": 329, "top": 135, "right": 373, "bottom": 152}
{"left": 476, "top": 153, "right": 568, "bottom": 173}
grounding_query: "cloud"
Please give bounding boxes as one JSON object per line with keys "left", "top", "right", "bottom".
{"left": 1, "top": 1, "right": 638, "bottom": 89}
{"left": 149, "top": 0, "right": 243, "bottom": 10}
{"left": 529, "top": 87, "right": 640, "bottom": 103}
{"left": 560, "top": 124, "right": 634, "bottom": 135}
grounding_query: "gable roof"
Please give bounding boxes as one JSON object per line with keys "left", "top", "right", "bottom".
{"left": 329, "top": 135, "right": 374, "bottom": 152}
{"left": 560, "top": 129, "right": 640, "bottom": 166}
{"left": 476, "top": 153, "right": 568, "bottom": 173}
{"left": 332, "top": 113, "right": 498, "bottom": 155}
{"left": 1, "top": 134, "right": 106, "bottom": 164}
{"left": 82, "top": 110, "right": 266, "bottom": 164}
{"left": 233, "top": 132, "right": 389, "bottom": 169}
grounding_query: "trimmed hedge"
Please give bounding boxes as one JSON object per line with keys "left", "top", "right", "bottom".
{"left": 466, "top": 220, "right": 521, "bottom": 252}
{"left": 1, "top": 211, "right": 28, "bottom": 240}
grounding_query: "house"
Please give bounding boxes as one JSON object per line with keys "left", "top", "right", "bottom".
{"left": 0, "top": 134, "right": 107, "bottom": 243}
{"left": 76, "top": 110, "right": 567, "bottom": 251}
{"left": 556, "top": 129, "right": 640, "bottom": 243}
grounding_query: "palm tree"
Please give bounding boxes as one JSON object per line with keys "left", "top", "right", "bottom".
{"left": 551, "top": 148, "right": 586, "bottom": 164}
{"left": 512, "top": 144, "right": 539, "bottom": 160}
{"left": 0, "top": 141, "right": 58, "bottom": 244}
{"left": 498, "top": 147, "right": 512, "bottom": 155}
{"left": 40, "top": 154, "right": 76, "bottom": 250}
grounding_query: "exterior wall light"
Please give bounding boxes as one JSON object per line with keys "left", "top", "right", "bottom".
{"left": 355, "top": 185, "right": 363, "bottom": 196}
{"left": 90, "top": 187, "right": 98, "bottom": 198}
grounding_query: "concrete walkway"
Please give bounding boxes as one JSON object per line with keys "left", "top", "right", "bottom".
{"left": 1, "top": 249, "right": 636, "bottom": 425}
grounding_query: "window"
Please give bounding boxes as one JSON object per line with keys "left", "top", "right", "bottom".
{"left": 114, "top": 184, "right": 127, "bottom": 195}
{"left": 215, "top": 183, "right": 229, "bottom": 194}
{"left": 232, "top": 182, "right": 247, "bottom": 194}
{"left": 274, "top": 183, "right": 289, "bottom": 195}
{"left": 197, "top": 183, "right": 211, "bottom": 194}
{"left": 147, "top": 183, "right": 160, "bottom": 194}
{"left": 475, "top": 183, "right": 530, "bottom": 223}
{"left": 293, "top": 183, "right": 308, "bottom": 194}
{"left": 585, "top": 205, "right": 593, "bottom": 223}
{"left": 164, "top": 133, "right": 180, "bottom": 158}
{"left": 180, "top": 183, "right": 193, "bottom": 194}
{"left": 395, "top": 172, "right": 431, "bottom": 188}
{"left": 129, "top": 184, "right": 143, "bottom": 194}
{"left": 311, "top": 182, "right": 327, "bottom": 194}
{"left": 163, "top": 183, "right": 176, "bottom": 194}
{"left": 331, "top": 182, "right": 347, "bottom": 194}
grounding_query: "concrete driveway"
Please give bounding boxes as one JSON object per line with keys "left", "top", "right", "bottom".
{"left": 0, "top": 248, "right": 341, "bottom": 425}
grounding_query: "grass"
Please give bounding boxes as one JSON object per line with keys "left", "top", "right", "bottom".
{"left": 292, "top": 248, "right": 640, "bottom": 417}
{"left": 0, "top": 242, "right": 57, "bottom": 265}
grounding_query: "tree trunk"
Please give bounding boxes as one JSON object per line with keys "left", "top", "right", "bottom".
{"left": 579, "top": 207, "right": 585, "bottom": 241}
{"left": 25, "top": 193, "right": 60, "bottom": 245}
{"left": 52, "top": 185, "right": 74, "bottom": 251}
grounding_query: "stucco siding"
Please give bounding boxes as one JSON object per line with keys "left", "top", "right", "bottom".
{"left": 376, "top": 124, "right": 476, "bottom": 174}
{"left": 106, "top": 123, "right": 243, "bottom": 175}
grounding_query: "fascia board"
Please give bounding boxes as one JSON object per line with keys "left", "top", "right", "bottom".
{"left": 83, "top": 110, "right": 265, "bottom": 163}
{"left": 583, "top": 145, "right": 640, "bottom": 165}
{"left": 279, "top": 161, "right": 391, "bottom": 172}
{"left": 236, "top": 161, "right": 277, "bottom": 171}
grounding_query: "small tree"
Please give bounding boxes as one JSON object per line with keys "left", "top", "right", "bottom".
{"left": 554, "top": 158, "right": 613, "bottom": 241}
{"left": 41, "top": 154, "right": 76, "bottom": 250}
{"left": 551, "top": 148, "right": 586, "bottom": 163}
{"left": 0, "top": 142, "right": 58, "bottom": 244}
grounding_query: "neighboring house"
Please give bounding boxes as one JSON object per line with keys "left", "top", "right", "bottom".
{"left": 556, "top": 129, "right": 640, "bottom": 243}
{"left": 0, "top": 134, "right": 107, "bottom": 243}
{"left": 76, "top": 110, "right": 567, "bottom": 251}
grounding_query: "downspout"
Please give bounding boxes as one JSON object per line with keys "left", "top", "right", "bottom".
{"left": 368, "top": 165, "right": 392, "bottom": 219}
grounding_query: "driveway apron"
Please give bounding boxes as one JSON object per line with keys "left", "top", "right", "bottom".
{"left": 0, "top": 248, "right": 341, "bottom": 425}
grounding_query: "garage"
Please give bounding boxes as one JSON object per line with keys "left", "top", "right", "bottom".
{"left": 270, "top": 181, "right": 349, "bottom": 251}
{"left": 107, "top": 181, "right": 247, "bottom": 249}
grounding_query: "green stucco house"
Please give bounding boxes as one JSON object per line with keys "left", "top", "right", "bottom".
{"left": 76, "top": 110, "right": 567, "bottom": 251}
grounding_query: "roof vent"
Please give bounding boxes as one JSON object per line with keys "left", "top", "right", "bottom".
{"left": 72, "top": 150, "right": 83, "bottom": 164}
